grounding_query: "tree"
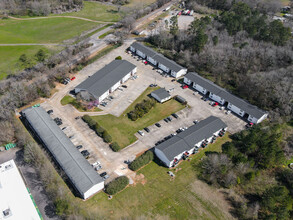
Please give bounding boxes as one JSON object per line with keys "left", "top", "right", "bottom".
{"left": 18, "top": 54, "right": 32, "bottom": 69}
{"left": 35, "top": 49, "right": 47, "bottom": 62}
{"left": 110, "top": 142, "right": 120, "bottom": 152}
{"left": 260, "top": 186, "right": 293, "bottom": 219}
{"left": 103, "top": 130, "right": 112, "bottom": 143}
{"left": 115, "top": 56, "right": 122, "bottom": 60}
{"left": 169, "top": 15, "right": 178, "bottom": 35}
{"left": 105, "top": 176, "right": 129, "bottom": 195}
{"left": 192, "top": 28, "right": 208, "bottom": 53}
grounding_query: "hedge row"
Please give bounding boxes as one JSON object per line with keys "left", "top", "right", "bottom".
{"left": 82, "top": 115, "right": 112, "bottom": 143}
{"left": 105, "top": 176, "right": 129, "bottom": 195}
{"left": 127, "top": 99, "right": 156, "bottom": 121}
{"left": 129, "top": 151, "right": 154, "bottom": 171}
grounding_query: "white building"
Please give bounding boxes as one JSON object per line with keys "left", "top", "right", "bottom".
{"left": 0, "top": 160, "right": 41, "bottom": 220}
{"left": 130, "top": 42, "right": 187, "bottom": 78}
{"left": 155, "top": 116, "right": 227, "bottom": 167}
{"left": 21, "top": 107, "right": 105, "bottom": 200}
{"left": 184, "top": 72, "right": 268, "bottom": 124}
{"left": 75, "top": 60, "right": 137, "bottom": 103}
{"left": 151, "top": 88, "right": 171, "bottom": 103}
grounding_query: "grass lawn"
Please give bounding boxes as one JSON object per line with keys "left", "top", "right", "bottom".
{"left": 0, "top": 45, "right": 61, "bottom": 80}
{"left": 76, "top": 134, "right": 232, "bottom": 219}
{"left": 126, "top": 0, "right": 157, "bottom": 7}
{"left": 56, "top": 2, "right": 122, "bottom": 22}
{"left": 91, "top": 87, "right": 186, "bottom": 149}
{"left": 61, "top": 95, "right": 101, "bottom": 112}
{"left": 0, "top": 17, "right": 99, "bottom": 44}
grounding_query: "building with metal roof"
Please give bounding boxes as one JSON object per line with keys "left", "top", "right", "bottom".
{"left": 184, "top": 72, "right": 268, "bottom": 124}
{"left": 155, "top": 116, "right": 227, "bottom": 167}
{"left": 20, "top": 107, "right": 104, "bottom": 200}
{"left": 151, "top": 88, "right": 171, "bottom": 103}
{"left": 129, "top": 42, "right": 187, "bottom": 78}
{"left": 0, "top": 160, "right": 41, "bottom": 220}
{"left": 75, "top": 60, "right": 137, "bottom": 103}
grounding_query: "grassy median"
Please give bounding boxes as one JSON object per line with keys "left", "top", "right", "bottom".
{"left": 91, "top": 87, "right": 186, "bottom": 149}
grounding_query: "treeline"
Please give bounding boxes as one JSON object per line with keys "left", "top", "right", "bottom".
{"left": 200, "top": 124, "right": 293, "bottom": 219}
{"left": 148, "top": 1, "right": 293, "bottom": 122}
{"left": 0, "top": 0, "right": 83, "bottom": 16}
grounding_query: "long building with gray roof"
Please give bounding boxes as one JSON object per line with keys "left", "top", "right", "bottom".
{"left": 184, "top": 72, "right": 268, "bottom": 124}
{"left": 20, "top": 107, "right": 104, "bottom": 199}
{"left": 75, "top": 60, "right": 137, "bottom": 103}
{"left": 155, "top": 116, "right": 227, "bottom": 167}
{"left": 129, "top": 42, "right": 187, "bottom": 78}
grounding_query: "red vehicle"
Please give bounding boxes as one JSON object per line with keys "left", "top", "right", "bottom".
{"left": 178, "top": 11, "right": 182, "bottom": 16}
{"left": 71, "top": 77, "right": 76, "bottom": 81}
{"left": 212, "top": 102, "right": 219, "bottom": 107}
{"left": 144, "top": 61, "right": 148, "bottom": 64}
{"left": 182, "top": 85, "right": 189, "bottom": 89}
{"left": 246, "top": 122, "right": 254, "bottom": 128}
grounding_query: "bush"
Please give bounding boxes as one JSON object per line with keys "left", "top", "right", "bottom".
{"left": 82, "top": 114, "right": 96, "bottom": 128}
{"left": 129, "top": 151, "right": 154, "bottom": 171}
{"left": 110, "top": 142, "right": 120, "bottom": 152}
{"left": 105, "top": 176, "right": 129, "bottom": 195}
{"left": 115, "top": 56, "right": 122, "bottom": 60}
{"left": 95, "top": 123, "right": 105, "bottom": 137}
{"left": 103, "top": 130, "right": 112, "bottom": 143}
{"left": 127, "top": 99, "right": 156, "bottom": 121}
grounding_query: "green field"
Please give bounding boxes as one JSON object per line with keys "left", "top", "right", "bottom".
{"left": 0, "top": 46, "right": 61, "bottom": 80}
{"left": 91, "top": 87, "right": 185, "bottom": 148}
{"left": 0, "top": 17, "right": 99, "bottom": 44}
{"left": 58, "top": 133, "right": 233, "bottom": 219}
{"left": 56, "top": 1, "right": 122, "bottom": 22}
{"left": 126, "top": 0, "right": 157, "bottom": 7}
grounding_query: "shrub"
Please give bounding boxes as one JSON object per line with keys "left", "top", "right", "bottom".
{"left": 129, "top": 151, "right": 154, "bottom": 171}
{"left": 82, "top": 114, "right": 96, "bottom": 128}
{"left": 105, "top": 176, "right": 129, "bottom": 195}
{"left": 110, "top": 142, "right": 120, "bottom": 152}
{"left": 82, "top": 114, "right": 91, "bottom": 123}
{"left": 95, "top": 123, "right": 105, "bottom": 137}
{"left": 128, "top": 99, "right": 156, "bottom": 121}
{"left": 103, "top": 130, "right": 112, "bottom": 143}
{"left": 115, "top": 56, "right": 122, "bottom": 60}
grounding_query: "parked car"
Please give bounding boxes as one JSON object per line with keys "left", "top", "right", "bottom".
{"left": 100, "top": 172, "right": 109, "bottom": 179}
{"left": 172, "top": 113, "right": 178, "bottom": 119}
{"left": 61, "top": 127, "right": 67, "bottom": 130}
{"left": 164, "top": 118, "right": 169, "bottom": 123}
{"left": 171, "top": 79, "right": 176, "bottom": 82}
{"left": 76, "top": 145, "right": 83, "bottom": 149}
{"left": 193, "top": 120, "right": 198, "bottom": 124}
{"left": 182, "top": 85, "right": 189, "bottom": 89}
{"left": 69, "top": 135, "right": 74, "bottom": 139}
{"left": 122, "top": 85, "right": 127, "bottom": 88}
{"left": 209, "top": 101, "right": 214, "bottom": 105}
{"left": 246, "top": 122, "right": 254, "bottom": 129}
{"left": 71, "top": 77, "right": 76, "bottom": 81}
{"left": 81, "top": 150, "right": 90, "bottom": 158}
{"left": 220, "top": 106, "right": 225, "bottom": 110}
{"left": 226, "top": 110, "right": 231, "bottom": 115}
{"left": 144, "top": 127, "right": 150, "bottom": 133}
{"left": 75, "top": 116, "right": 80, "bottom": 120}
{"left": 47, "top": 109, "right": 53, "bottom": 114}
{"left": 212, "top": 102, "right": 219, "bottom": 107}
{"left": 138, "top": 130, "right": 145, "bottom": 136}
{"left": 167, "top": 116, "right": 172, "bottom": 121}
{"left": 155, "top": 123, "right": 161, "bottom": 128}
{"left": 203, "top": 97, "right": 208, "bottom": 101}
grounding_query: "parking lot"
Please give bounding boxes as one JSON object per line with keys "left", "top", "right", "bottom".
{"left": 40, "top": 40, "right": 246, "bottom": 184}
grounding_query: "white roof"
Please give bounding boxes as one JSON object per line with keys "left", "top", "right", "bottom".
{"left": 0, "top": 160, "right": 41, "bottom": 220}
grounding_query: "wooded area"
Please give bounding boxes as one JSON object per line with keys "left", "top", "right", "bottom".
{"left": 0, "top": 0, "right": 83, "bottom": 16}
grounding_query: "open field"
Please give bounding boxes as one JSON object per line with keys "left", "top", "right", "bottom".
{"left": 61, "top": 95, "right": 102, "bottom": 112}
{"left": 0, "top": 17, "right": 99, "bottom": 44}
{"left": 55, "top": 2, "right": 122, "bottom": 22}
{"left": 91, "top": 87, "right": 185, "bottom": 148}
{"left": 0, "top": 46, "right": 61, "bottom": 80}
{"left": 126, "top": 0, "right": 157, "bottom": 7}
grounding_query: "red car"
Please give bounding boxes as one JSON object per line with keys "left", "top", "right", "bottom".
{"left": 144, "top": 61, "right": 148, "bottom": 64}
{"left": 182, "top": 85, "right": 189, "bottom": 89}
{"left": 212, "top": 102, "right": 219, "bottom": 107}
{"left": 71, "top": 77, "right": 76, "bottom": 81}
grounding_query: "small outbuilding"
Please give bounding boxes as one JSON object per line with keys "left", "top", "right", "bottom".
{"left": 151, "top": 88, "right": 171, "bottom": 103}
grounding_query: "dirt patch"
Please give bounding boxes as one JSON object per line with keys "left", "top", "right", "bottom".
{"left": 190, "top": 179, "right": 235, "bottom": 220}
{"left": 134, "top": 173, "right": 147, "bottom": 185}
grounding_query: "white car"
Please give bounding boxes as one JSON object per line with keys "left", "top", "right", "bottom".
{"left": 226, "top": 110, "right": 231, "bottom": 115}
{"left": 138, "top": 130, "right": 145, "bottom": 136}
{"left": 92, "top": 161, "right": 101, "bottom": 167}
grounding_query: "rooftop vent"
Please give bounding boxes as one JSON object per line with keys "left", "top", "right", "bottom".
{"left": 3, "top": 208, "right": 12, "bottom": 218}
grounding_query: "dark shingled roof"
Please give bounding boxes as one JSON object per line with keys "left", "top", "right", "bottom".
{"left": 151, "top": 88, "right": 171, "bottom": 101}
{"left": 75, "top": 60, "right": 136, "bottom": 99}
{"left": 130, "top": 42, "right": 185, "bottom": 72}
{"left": 156, "top": 116, "right": 227, "bottom": 161}
{"left": 21, "top": 107, "right": 104, "bottom": 196}
{"left": 185, "top": 72, "right": 267, "bottom": 119}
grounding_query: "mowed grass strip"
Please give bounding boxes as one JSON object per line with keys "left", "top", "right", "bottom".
{"left": 57, "top": 1, "right": 122, "bottom": 22}
{"left": 0, "top": 17, "right": 99, "bottom": 44}
{"left": 83, "top": 134, "right": 233, "bottom": 219}
{"left": 91, "top": 87, "right": 185, "bottom": 148}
